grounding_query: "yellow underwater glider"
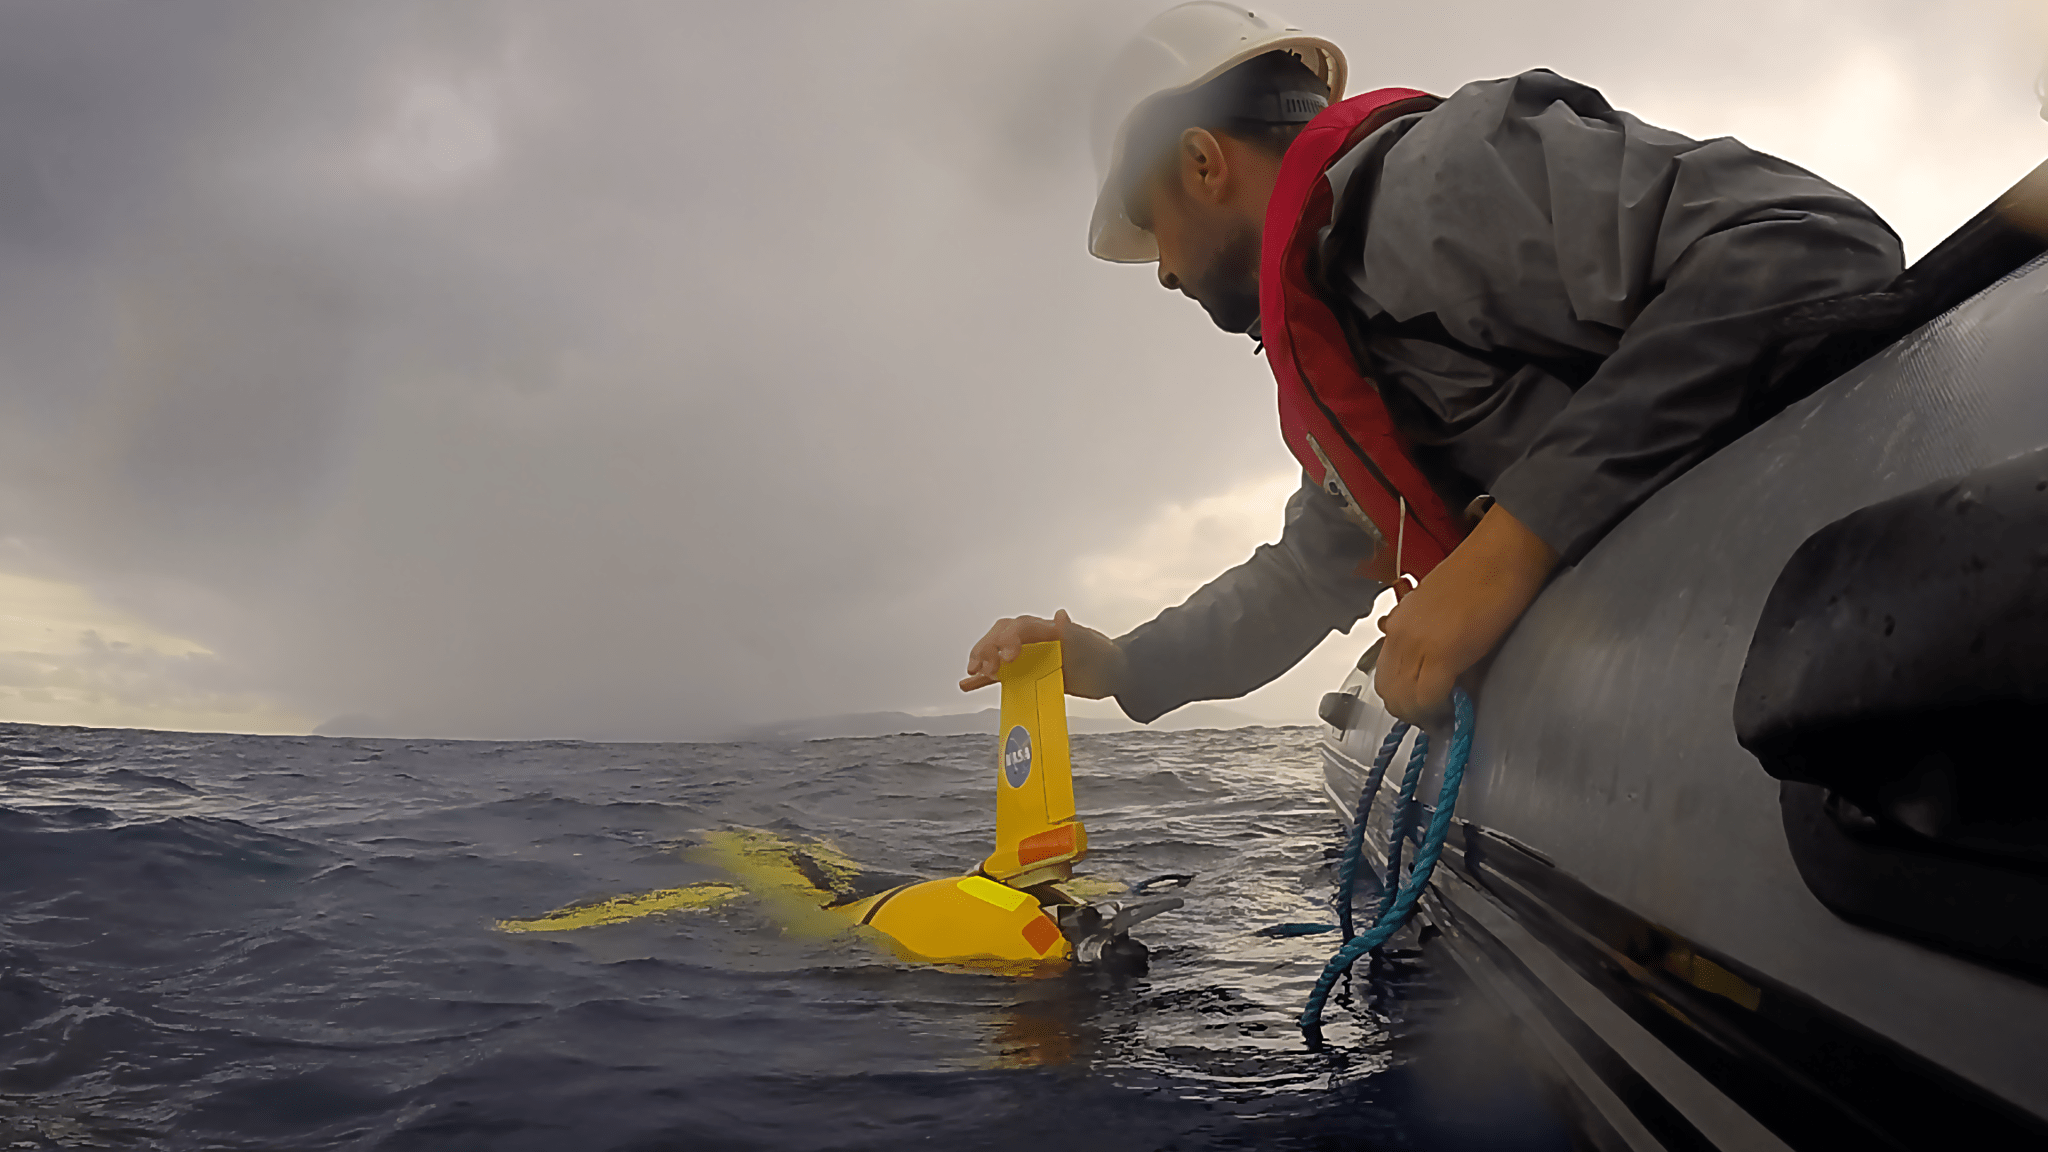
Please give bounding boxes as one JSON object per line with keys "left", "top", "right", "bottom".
{"left": 499, "top": 642, "right": 1183, "bottom": 968}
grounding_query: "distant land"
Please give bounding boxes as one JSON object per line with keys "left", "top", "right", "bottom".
{"left": 731, "top": 703, "right": 1298, "bottom": 743}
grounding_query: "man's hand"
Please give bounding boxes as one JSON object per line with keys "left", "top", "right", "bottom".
{"left": 960, "top": 609, "right": 1128, "bottom": 699}
{"left": 1375, "top": 505, "right": 1559, "bottom": 727}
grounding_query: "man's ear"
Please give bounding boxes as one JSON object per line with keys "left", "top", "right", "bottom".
{"left": 1177, "top": 127, "right": 1231, "bottom": 204}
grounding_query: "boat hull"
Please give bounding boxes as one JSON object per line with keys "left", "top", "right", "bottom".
{"left": 1318, "top": 255, "right": 2048, "bottom": 1149}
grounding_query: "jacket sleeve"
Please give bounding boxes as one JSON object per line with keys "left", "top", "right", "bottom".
{"left": 1350, "top": 70, "right": 1905, "bottom": 562}
{"left": 1112, "top": 477, "right": 1384, "bottom": 723}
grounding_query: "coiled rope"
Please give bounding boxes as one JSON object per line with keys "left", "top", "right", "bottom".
{"left": 1298, "top": 686, "right": 1474, "bottom": 1036}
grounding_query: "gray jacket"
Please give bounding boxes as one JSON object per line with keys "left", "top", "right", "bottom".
{"left": 1113, "top": 70, "right": 1903, "bottom": 725}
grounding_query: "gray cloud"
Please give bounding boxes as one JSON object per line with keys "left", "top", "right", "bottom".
{"left": 0, "top": 0, "right": 2040, "bottom": 739}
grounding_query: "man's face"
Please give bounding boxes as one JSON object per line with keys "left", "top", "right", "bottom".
{"left": 1128, "top": 145, "right": 1263, "bottom": 335}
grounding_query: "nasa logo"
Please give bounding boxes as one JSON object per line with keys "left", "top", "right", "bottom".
{"left": 1002, "top": 725, "right": 1032, "bottom": 789}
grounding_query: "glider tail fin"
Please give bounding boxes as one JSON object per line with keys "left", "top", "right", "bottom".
{"left": 982, "top": 641, "right": 1087, "bottom": 886}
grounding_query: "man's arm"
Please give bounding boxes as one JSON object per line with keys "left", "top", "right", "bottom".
{"left": 1351, "top": 69, "right": 1906, "bottom": 563}
{"left": 1333, "top": 70, "right": 1904, "bottom": 721}
{"left": 1112, "top": 477, "right": 1383, "bottom": 723}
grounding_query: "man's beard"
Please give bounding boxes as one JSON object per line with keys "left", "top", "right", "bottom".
{"left": 1188, "top": 220, "right": 1262, "bottom": 334}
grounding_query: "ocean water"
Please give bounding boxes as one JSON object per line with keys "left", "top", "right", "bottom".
{"left": 0, "top": 722, "right": 1571, "bottom": 1151}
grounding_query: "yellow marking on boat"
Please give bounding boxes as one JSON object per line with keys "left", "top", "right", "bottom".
{"left": 495, "top": 882, "right": 743, "bottom": 932}
{"left": 957, "top": 874, "right": 1031, "bottom": 911}
{"left": 866, "top": 875, "right": 1070, "bottom": 966}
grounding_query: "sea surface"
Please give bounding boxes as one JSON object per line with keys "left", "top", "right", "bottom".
{"left": 0, "top": 722, "right": 1571, "bottom": 1151}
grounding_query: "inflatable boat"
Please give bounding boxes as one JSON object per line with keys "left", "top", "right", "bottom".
{"left": 1314, "top": 163, "right": 2048, "bottom": 1150}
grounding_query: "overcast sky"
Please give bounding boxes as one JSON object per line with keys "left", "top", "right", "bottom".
{"left": 0, "top": 0, "right": 2042, "bottom": 740}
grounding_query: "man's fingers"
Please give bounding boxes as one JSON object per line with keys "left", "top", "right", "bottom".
{"left": 1408, "top": 657, "right": 1456, "bottom": 729}
{"left": 1374, "top": 627, "right": 1412, "bottom": 698}
{"left": 964, "top": 619, "right": 1012, "bottom": 678}
{"left": 963, "top": 613, "right": 1073, "bottom": 688}
{"left": 1378, "top": 653, "right": 1454, "bottom": 727}
{"left": 965, "top": 641, "right": 997, "bottom": 679}
{"left": 1374, "top": 631, "right": 1425, "bottom": 722}
{"left": 1380, "top": 675, "right": 1415, "bottom": 722}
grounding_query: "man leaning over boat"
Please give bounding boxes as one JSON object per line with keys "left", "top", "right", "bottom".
{"left": 960, "top": 2, "right": 1903, "bottom": 727}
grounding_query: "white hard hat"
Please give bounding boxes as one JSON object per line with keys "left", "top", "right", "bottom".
{"left": 1089, "top": 3, "right": 1346, "bottom": 263}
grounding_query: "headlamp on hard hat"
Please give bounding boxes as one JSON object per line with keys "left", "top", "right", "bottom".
{"left": 1115, "top": 51, "right": 1331, "bottom": 212}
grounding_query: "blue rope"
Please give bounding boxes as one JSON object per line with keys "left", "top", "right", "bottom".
{"left": 1336, "top": 722, "right": 1410, "bottom": 941}
{"left": 1258, "top": 716, "right": 1426, "bottom": 940}
{"left": 1268, "top": 722, "right": 1412, "bottom": 942}
{"left": 1298, "top": 686, "right": 1474, "bottom": 1036}
{"left": 1372, "top": 728, "right": 1433, "bottom": 927}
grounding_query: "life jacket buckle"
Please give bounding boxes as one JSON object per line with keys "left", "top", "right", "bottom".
{"left": 1307, "top": 433, "right": 1387, "bottom": 550}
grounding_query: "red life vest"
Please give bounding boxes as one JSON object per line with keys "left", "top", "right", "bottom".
{"left": 1260, "top": 88, "right": 1466, "bottom": 582}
